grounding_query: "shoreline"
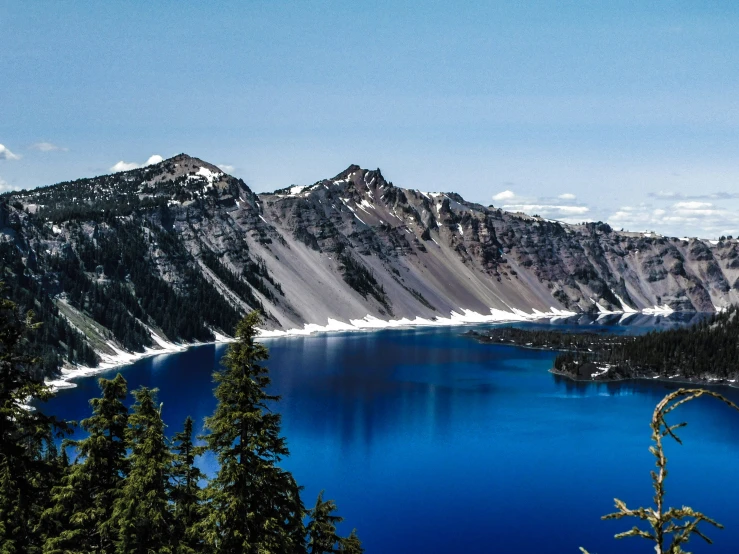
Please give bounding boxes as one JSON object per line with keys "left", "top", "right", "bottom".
{"left": 45, "top": 328, "right": 236, "bottom": 393}
{"left": 252, "top": 307, "right": 578, "bottom": 338}
{"left": 549, "top": 367, "right": 739, "bottom": 390}
{"left": 44, "top": 303, "right": 684, "bottom": 393}
{"left": 46, "top": 306, "right": 575, "bottom": 392}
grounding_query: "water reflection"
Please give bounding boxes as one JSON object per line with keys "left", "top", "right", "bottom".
{"left": 263, "top": 328, "right": 523, "bottom": 451}
{"left": 42, "top": 318, "right": 739, "bottom": 554}
{"left": 509, "top": 311, "right": 711, "bottom": 335}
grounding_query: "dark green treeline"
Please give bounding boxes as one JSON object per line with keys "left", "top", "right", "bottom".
{"left": 554, "top": 305, "right": 739, "bottom": 380}
{"left": 0, "top": 303, "right": 364, "bottom": 553}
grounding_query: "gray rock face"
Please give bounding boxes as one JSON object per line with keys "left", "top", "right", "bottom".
{"left": 5, "top": 154, "right": 739, "bottom": 350}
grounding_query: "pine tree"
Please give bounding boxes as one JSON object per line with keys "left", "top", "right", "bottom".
{"left": 170, "top": 416, "right": 205, "bottom": 553}
{"left": 0, "top": 457, "right": 22, "bottom": 554}
{"left": 43, "top": 374, "right": 128, "bottom": 553}
{"left": 34, "top": 443, "right": 69, "bottom": 549}
{"left": 200, "top": 311, "right": 305, "bottom": 553}
{"left": 0, "top": 291, "right": 67, "bottom": 553}
{"left": 338, "top": 529, "right": 364, "bottom": 554}
{"left": 112, "top": 386, "right": 172, "bottom": 553}
{"left": 306, "top": 491, "right": 343, "bottom": 554}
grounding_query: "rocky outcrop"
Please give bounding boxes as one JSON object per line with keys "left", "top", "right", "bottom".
{"left": 2, "top": 154, "right": 738, "bottom": 373}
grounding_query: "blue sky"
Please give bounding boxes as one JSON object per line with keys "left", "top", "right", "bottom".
{"left": 2, "top": 1, "right": 739, "bottom": 237}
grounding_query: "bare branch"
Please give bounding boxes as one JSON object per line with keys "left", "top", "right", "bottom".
{"left": 581, "top": 387, "right": 739, "bottom": 553}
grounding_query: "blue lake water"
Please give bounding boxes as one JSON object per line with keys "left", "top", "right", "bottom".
{"left": 41, "top": 314, "right": 739, "bottom": 553}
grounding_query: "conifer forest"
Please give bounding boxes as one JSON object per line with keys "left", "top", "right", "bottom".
{"left": 0, "top": 300, "right": 363, "bottom": 554}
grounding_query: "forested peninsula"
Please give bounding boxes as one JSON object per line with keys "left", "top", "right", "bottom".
{"left": 467, "top": 307, "right": 739, "bottom": 384}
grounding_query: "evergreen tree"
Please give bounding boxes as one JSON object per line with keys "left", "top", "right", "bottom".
{"left": 43, "top": 374, "right": 128, "bottom": 553}
{"left": 200, "top": 311, "right": 305, "bottom": 553}
{"left": 0, "top": 457, "right": 22, "bottom": 554}
{"left": 306, "top": 492, "right": 343, "bottom": 554}
{"left": 112, "top": 387, "right": 172, "bottom": 553}
{"left": 0, "top": 290, "right": 66, "bottom": 553}
{"left": 170, "top": 416, "right": 205, "bottom": 553}
{"left": 34, "top": 443, "right": 69, "bottom": 549}
{"left": 338, "top": 529, "right": 364, "bottom": 554}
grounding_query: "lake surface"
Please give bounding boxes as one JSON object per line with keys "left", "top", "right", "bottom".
{"left": 42, "top": 314, "right": 739, "bottom": 553}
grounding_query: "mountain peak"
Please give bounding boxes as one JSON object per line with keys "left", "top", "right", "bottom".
{"left": 160, "top": 154, "right": 226, "bottom": 176}
{"left": 332, "top": 164, "right": 363, "bottom": 181}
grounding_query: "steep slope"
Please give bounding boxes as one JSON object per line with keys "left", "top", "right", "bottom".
{"left": 2, "top": 154, "right": 738, "bottom": 377}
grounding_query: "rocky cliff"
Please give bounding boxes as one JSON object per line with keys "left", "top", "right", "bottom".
{"left": 3, "top": 154, "right": 738, "bottom": 376}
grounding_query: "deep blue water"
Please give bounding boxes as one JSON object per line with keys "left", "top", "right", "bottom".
{"left": 41, "top": 315, "right": 739, "bottom": 553}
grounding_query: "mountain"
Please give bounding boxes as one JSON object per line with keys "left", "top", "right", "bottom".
{"left": 3, "top": 154, "right": 739, "bottom": 378}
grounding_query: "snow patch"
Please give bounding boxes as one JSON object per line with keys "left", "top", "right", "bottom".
{"left": 359, "top": 199, "right": 374, "bottom": 211}
{"left": 591, "top": 364, "right": 611, "bottom": 378}
{"left": 618, "top": 312, "right": 638, "bottom": 324}
{"left": 45, "top": 326, "right": 231, "bottom": 392}
{"left": 195, "top": 166, "right": 222, "bottom": 184}
{"left": 643, "top": 304, "right": 674, "bottom": 315}
{"left": 257, "top": 306, "right": 580, "bottom": 339}
{"left": 613, "top": 293, "right": 637, "bottom": 313}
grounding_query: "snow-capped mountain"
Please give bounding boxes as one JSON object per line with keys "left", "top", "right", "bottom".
{"left": 3, "top": 154, "right": 738, "bottom": 378}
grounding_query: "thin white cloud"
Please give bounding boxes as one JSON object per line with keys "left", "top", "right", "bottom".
{"left": 218, "top": 164, "right": 235, "bottom": 173}
{"left": 558, "top": 217, "right": 595, "bottom": 225}
{"left": 648, "top": 190, "right": 739, "bottom": 201}
{"left": 492, "top": 190, "right": 515, "bottom": 201}
{"left": 493, "top": 189, "right": 591, "bottom": 221}
{"left": 110, "top": 154, "right": 163, "bottom": 173}
{"left": 606, "top": 201, "right": 739, "bottom": 237}
{"left": 673, "top": 201, "right": 712, "bottom": 210}
{"left": 651, "top": 190, "right": 679, "bottom": 199}
{"left": 502, "top": 203, "right": 590, "bottom": 216}
{"left": 30, "top": 142, "right": 68, "bottom": 152}
{"left": 0, "top": 176, "right": 17, "bottom": 192}
{"left": 0, "top": 144, "right": 20, "bottom": 161}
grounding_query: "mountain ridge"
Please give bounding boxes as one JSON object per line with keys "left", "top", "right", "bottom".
{"left": 2, "top": 154, "right": 738, "bottom": 379}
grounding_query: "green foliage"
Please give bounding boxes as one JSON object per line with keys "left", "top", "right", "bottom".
{"left": 307, "top": 491, "right": 344, "bottom": 554}
{"left": 0, "top": 244, "right": 97, "bottom": 373}
{"left": 0, "top": 160, "right": 270, "bottom": 378}
{"left": 44, "top": 374, "right": 129, "bottom": 552}
{"left": 112, "top": 387, "right": 172, "bottom": 554}
{"left": 170, "top": 416, "right": 205, "bottom": 554}
{"left": 0, "top": 288, "right": 68, "bottom": 552}
{"left": 200, "top": 250, "right": 266, "bottom": 310}
{"left": 22, "top": 157, "right": 247, "bottom": 225}
{"left": 151, "top": 227, "right": 243, "bottom": 339}
{"left": 200, "top": 310, "right": 306, "bottom": 552}
{"left": 75, "top": 222, "right": 241, "bottom": 344}
{"left": 1, "top": 310, "right": 362, "bottom": 554}
{"left": 334, "top": 243, "right": 391, "bottom": 313}
{"left": 0, "top": 458, "right": 22, "bottom": 554}
{"left": 554, "top": 306, "right": 739, "bottom": 380}
{"left": 338, "top": 529, "right": 364, "bottom": 554}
